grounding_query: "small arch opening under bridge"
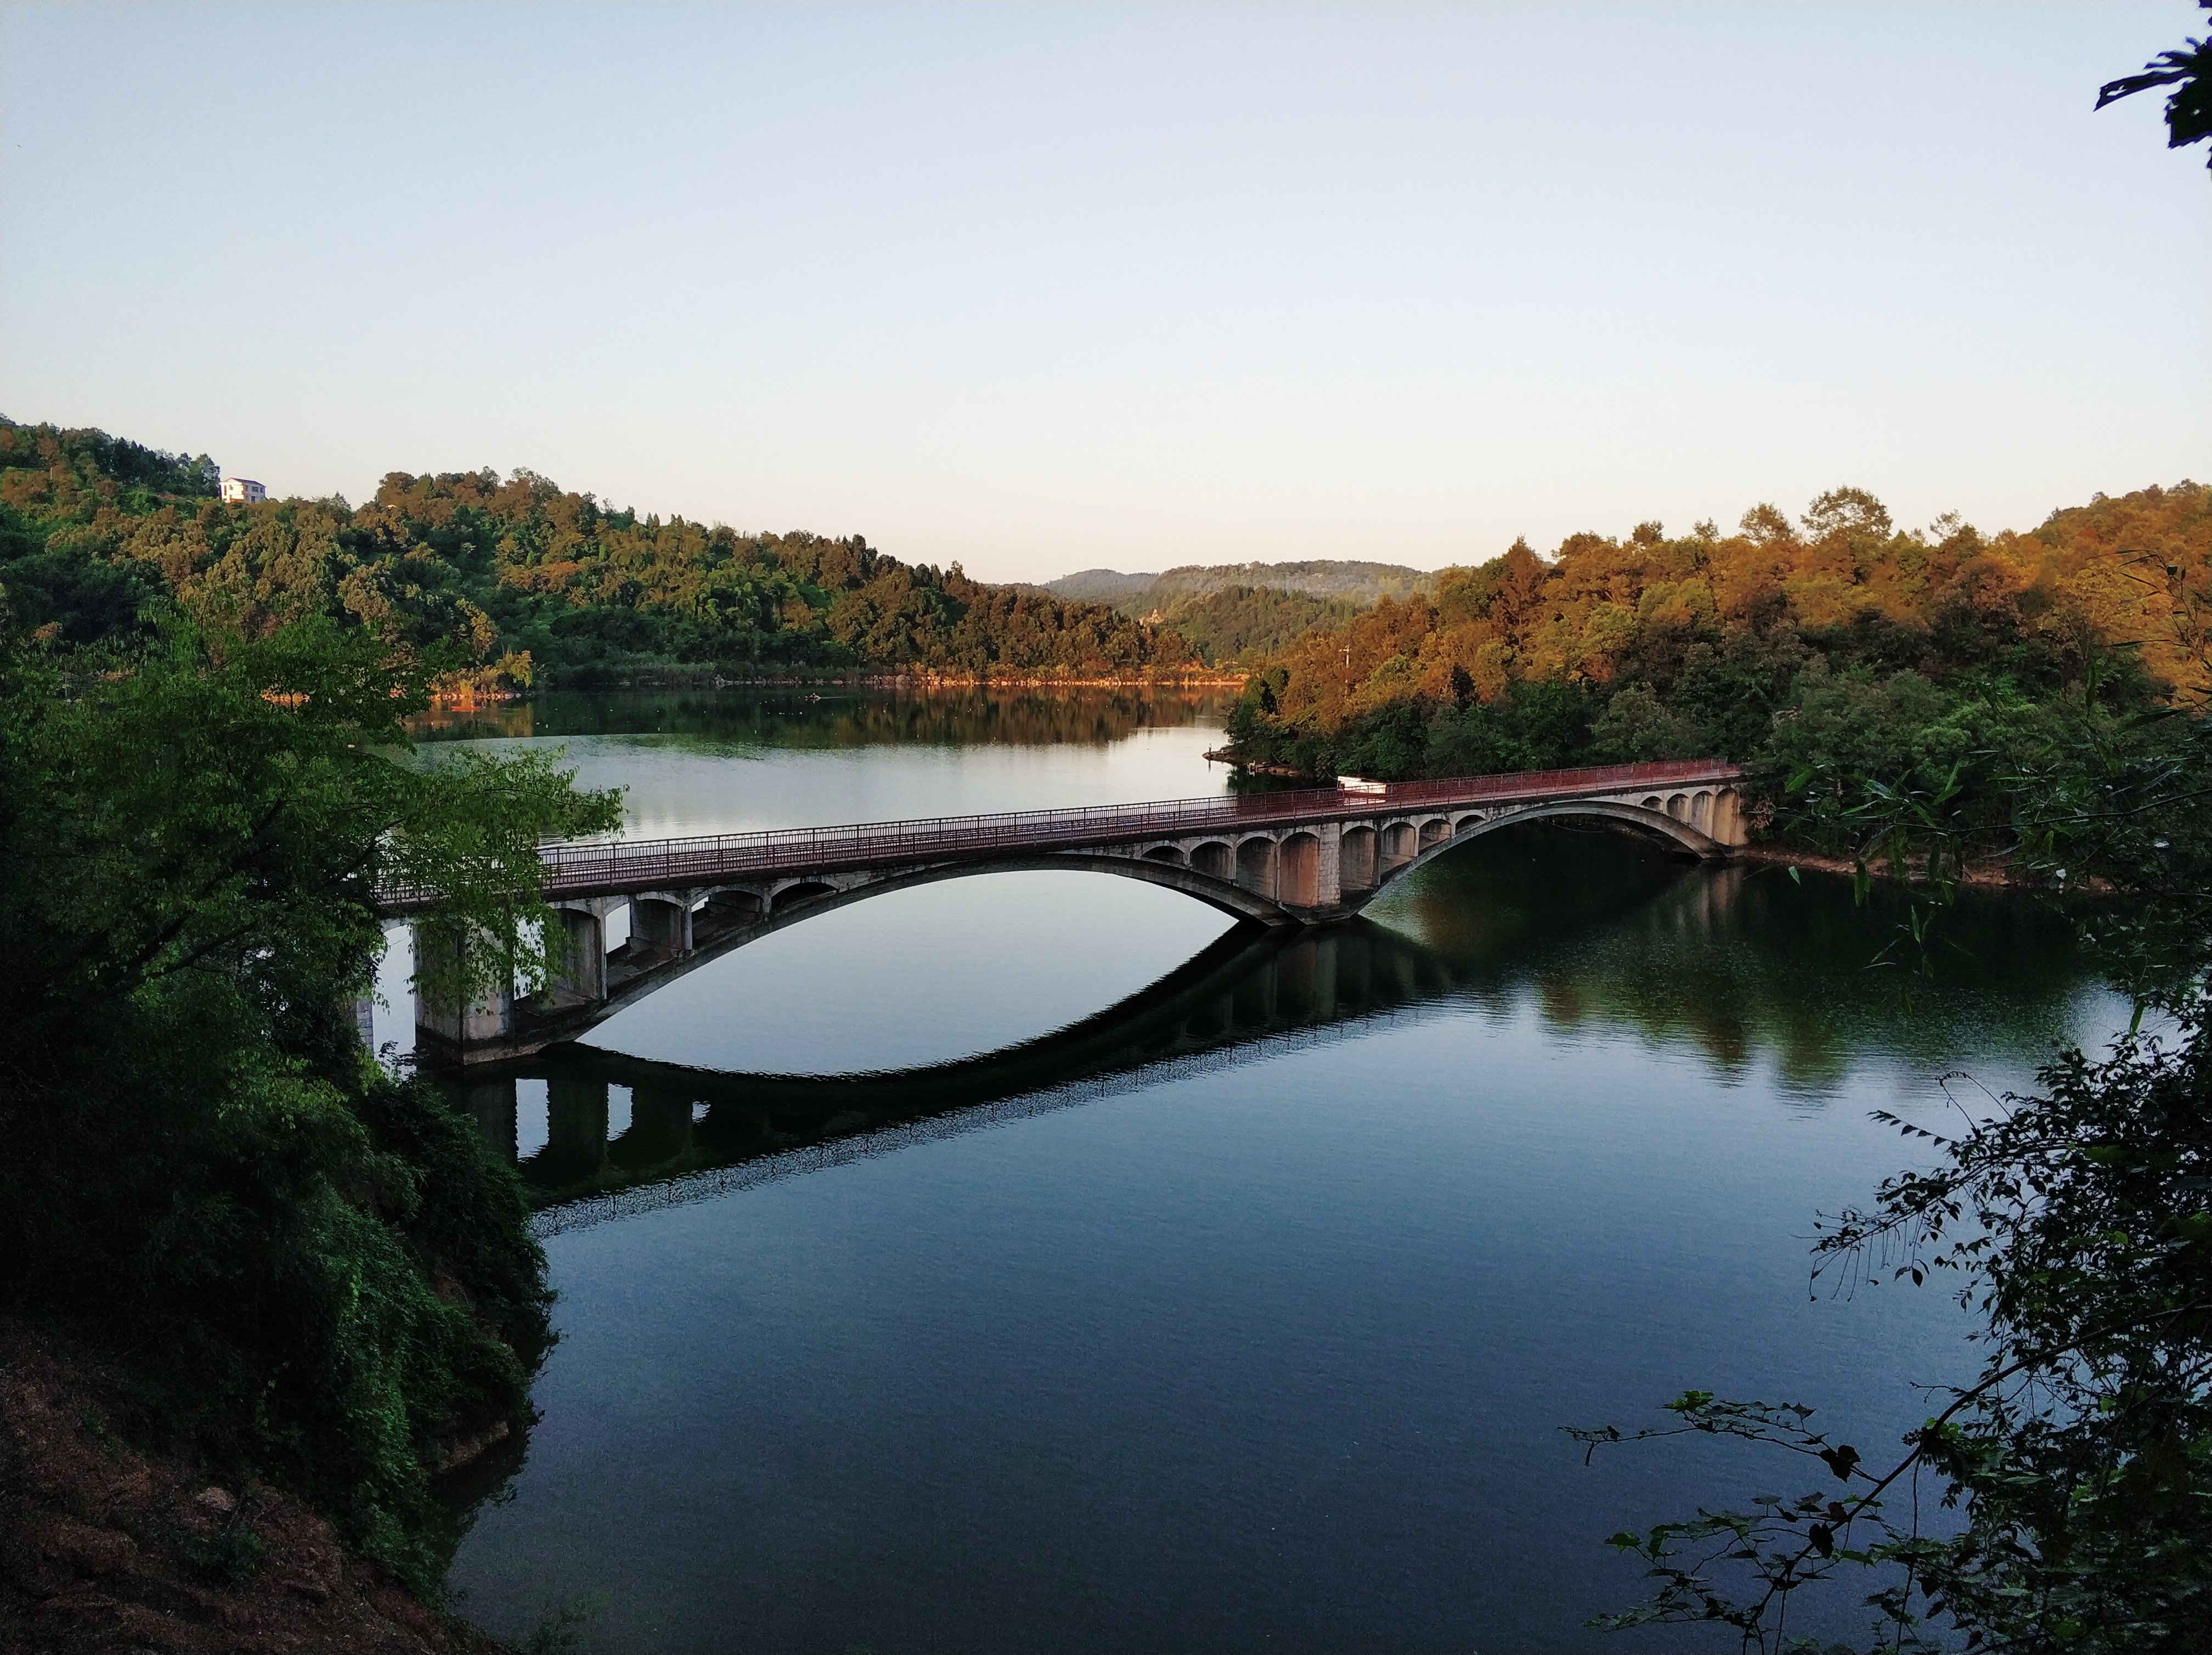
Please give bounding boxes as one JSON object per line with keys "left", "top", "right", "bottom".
{"left": 1374, "top": 798, "right": 1723, "bottom": 891}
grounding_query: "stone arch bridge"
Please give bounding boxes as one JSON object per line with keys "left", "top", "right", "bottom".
{"left": 383, "top": 758, "right": 1743, "bottom": 1064}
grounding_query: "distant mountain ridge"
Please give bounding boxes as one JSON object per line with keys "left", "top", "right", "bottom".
{"left": 1047, "top": 560, "right": 1438, "bottom": 607}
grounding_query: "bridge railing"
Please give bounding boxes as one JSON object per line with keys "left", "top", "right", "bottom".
{"left": 375, "top": 758, "right": 1738, "bottom": 908}
{"left": 1362, "top": 758, "right": 1733, "bottom": 809}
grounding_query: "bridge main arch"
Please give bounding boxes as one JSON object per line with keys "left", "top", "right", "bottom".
{"left": 459, "top": 853, "right": 1303, "bottom": 1060}
{"left": 523, "top": 802, "right": 1721, "bottom": 1052}
{"left": 1372, "top": 798, "right": 1725, "bottom": 892}
{"left": 736, "top": 851, "right": 1293, "bottom": 936}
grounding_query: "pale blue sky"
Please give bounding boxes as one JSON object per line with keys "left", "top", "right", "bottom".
{"left": 3, "top": 2, "right": 2205, "bottom": 582}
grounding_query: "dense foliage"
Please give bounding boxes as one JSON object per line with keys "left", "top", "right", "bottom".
{"left": 0, "top": 420, "right": 1201, "bottom": 690}
{"left": 1223, "top": 485, "right": 2209, "bottom": 803}
{"left": 0, "top": 602, "right": 619, "bottom": 1592}
{"left": 1132, "top": 583, "right": 1365, "bottom": 667}
{"left": 1046, "top": 557, "right": 1435, "bottom": 607}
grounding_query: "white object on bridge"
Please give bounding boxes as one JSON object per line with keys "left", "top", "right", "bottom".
{"left": 1336, "top": 776, "right": 1389, "bottom": 795}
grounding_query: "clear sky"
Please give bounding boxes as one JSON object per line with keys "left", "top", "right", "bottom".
{"left": 3, "top": 2, "right": 2205, "bottom": 583}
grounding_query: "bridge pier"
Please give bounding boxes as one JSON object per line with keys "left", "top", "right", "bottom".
{"left": 631, "top": 893, "right": 695, "bottom": 960}
{"left": 549, "top": 901, "right": 616, "bottom": 1003}
{"left": 1316, "top": 822, "right": 1342, "bottom": 910}
{"left": 1235, "top": 836, "right": 1277, "bottom": 900}
{"left": 1340, "top": 824, "right": 1377, "bottom": 894}
{"left": 1710, "top": 789, "right": 1744, "bottom": 845}
{"left": 1380, "top": 821, "right": 1415, "bottom": 876}
{"left": 413, "top": 920, "right": 516, "bottom": 1056}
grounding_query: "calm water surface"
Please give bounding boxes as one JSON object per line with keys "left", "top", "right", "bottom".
{"left": 400, "top": 688, "right": 2116, "bottom": 1654}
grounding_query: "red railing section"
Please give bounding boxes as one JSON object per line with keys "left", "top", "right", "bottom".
{"left": 377, "top": 758, "right": 1740, "bottom": 911}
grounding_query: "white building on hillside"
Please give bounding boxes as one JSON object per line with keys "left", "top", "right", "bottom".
{"left": 221, "top": 476, "right": 266, "bottom": 504}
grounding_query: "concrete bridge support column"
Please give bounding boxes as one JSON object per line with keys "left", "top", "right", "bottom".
{"left": 550, "top": 905, "right": 608, "bottom": 1002}
{"left": 1380, "top": 821, "right": 1417, "bottom": 876}
{"left": 1314, "top": 821, "right": 1342, "bottom": 910}
{"left": 413, "top": 920, "right": 516, "bottom": 1051}
{"left": 1340, "top": 825, "right": 1378, "bottom": 893}
{"left": 631, "top": 894, "right": 694, "bottom": 959}
{"left": 1235, "top": 836, "right": 1278, "bottom": 902}
{"left": 1710, "top": 788, "right": 1747, "bottom": 847}
{"left": 1278, "top": 832, "right": 1321, "bottom": 908}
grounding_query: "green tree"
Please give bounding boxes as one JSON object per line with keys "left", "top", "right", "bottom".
{"left": 0, "top": 604, "right": 620, "bottom": 1589}
{"left": 1590, "top": 683, "right": 1711, "bottom": 762}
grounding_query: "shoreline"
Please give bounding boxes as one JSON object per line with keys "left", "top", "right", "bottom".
{"left": 1200, "top": 747, "right": 1307, "bottom": 777}
{"left": 1724, "top": 840, "right": 2057, "bottom": 890}
{"left": 428, "top": 671, "right": 1249, "bottom": 707}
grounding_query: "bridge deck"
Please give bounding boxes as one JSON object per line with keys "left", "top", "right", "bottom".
{"left": 380, "top": 758, "right": 1739, "bottom": 913}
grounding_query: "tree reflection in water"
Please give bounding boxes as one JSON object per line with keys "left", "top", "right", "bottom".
{"left": 409, "top": 685, "right": 1232, "bottom": 751}
{"left": 1380, "top": 818, "right": 2094, "bottom": 1093}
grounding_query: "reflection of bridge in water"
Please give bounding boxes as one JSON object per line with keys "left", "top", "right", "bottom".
{"left": 444, "top": 819, "right": 2108, "bottom": 1238}
{"left": 453, "top": 920, "right": 1478, "bottom": 1236}
{"left": 394, "top": 759, "right": 1745, "bottom": 1063}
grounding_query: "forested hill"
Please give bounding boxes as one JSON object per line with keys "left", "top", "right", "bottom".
{"left": 1049, "top": 559, "right": 1436, "bottom": 606}
{"left": 0, "top": 419, "right": 1202, "bottom": 688}
{"left": 1042, "top": 559, "right": 1441, "bottom": 670}
{"left": 1225, "top": 484, "right": 2210, "bottom": 784}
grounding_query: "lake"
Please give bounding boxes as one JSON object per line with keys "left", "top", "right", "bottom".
{"left": 387, "top": 687, "right": 2117, "bottom": 1654}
